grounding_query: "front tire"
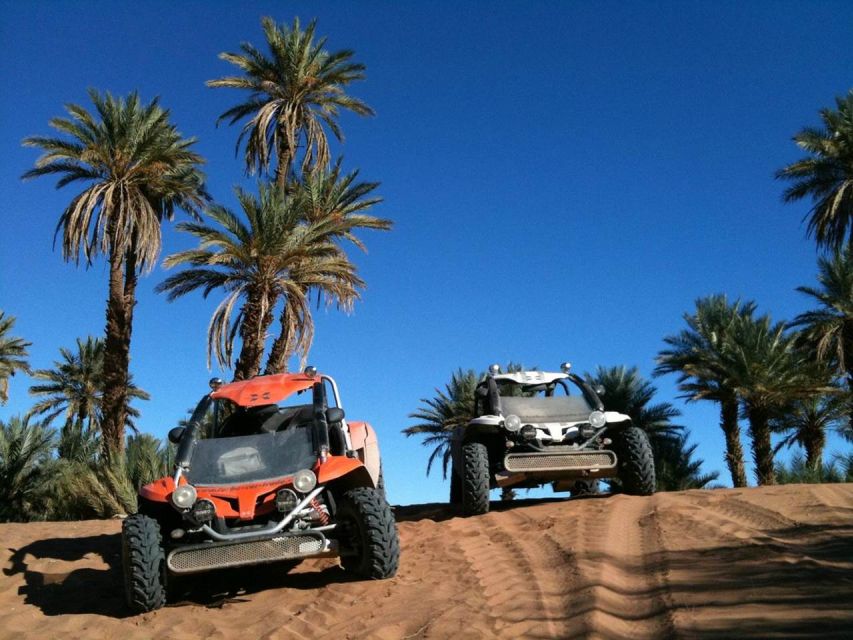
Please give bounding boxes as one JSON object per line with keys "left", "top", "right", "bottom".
{"left": 122, "top": 513, "right": 167, "bottom": 613}
{"left": 462, "top": 441, "right": 490, "bottom": 516}
{"left": 337, "top": 487, "right": 399, "bottom": 579}
{"left": 570, "top": 479, "right": 600, "bottom": 497}
{"left": 614, "top": 427, "right": 656, "bottom": 496}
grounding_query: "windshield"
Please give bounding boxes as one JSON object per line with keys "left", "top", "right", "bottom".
{"left": 496, "top": 377, "right": 595, "bottom": 422}
{"left": 184, "top": 427, "right": 316, "bottom": 486}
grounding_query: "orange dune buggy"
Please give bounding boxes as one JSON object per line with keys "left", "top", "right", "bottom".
{"left": 121, "top": 368, "right": 399, "bottom": 613}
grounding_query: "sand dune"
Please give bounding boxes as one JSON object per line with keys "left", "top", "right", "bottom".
{"left": 1, "top": 484, "right": 851, "bottom": 639}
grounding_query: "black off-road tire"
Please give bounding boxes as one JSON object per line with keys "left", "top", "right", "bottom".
{"left": 570, "top": 479, "right": 600, "bottom": 497}
{"left": 338, "top": 487, "right": 399, "bottom": 579}
{"left": 449, "top": 467, "right": 462, "bottom": 505}
{"left": 122, "top": 513, "right": 167, "bottom": 613}
{"left": 614, "top": 427, "right": 656, "bottom": 496}
{"left": 462, "top": 441, "right": 490, "bottom": 516}
{"left": 376, "top": 464, "right": 387, "bottom": 499}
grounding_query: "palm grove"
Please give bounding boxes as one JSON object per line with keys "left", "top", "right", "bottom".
{"left": 405, "top": 90, "right": 853, "bottom": 493}
{"left": 2, "top": 17, "right": 389, "bottom": 521}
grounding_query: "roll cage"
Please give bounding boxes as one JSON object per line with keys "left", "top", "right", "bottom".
{"left": 474, "top": 371, "right": 604, "bottom": 418}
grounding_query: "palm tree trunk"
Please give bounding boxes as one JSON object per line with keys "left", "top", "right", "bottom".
{"left": 746, "top": 405, "right": 775, "bottom": 485}
{"left": 720, "top": 399, "right": 748, "bottom": 487}
{"left": 802, "top": 427, "right": 826, "bottom": 472}
{"left": 233, "top": 290, "right": 276, "bottom": 381}
{"left": 264, "top": 305, "right": 295, "bottom": 375}
{"left": 100, "top": 235, "right": 136, "bottom": 463}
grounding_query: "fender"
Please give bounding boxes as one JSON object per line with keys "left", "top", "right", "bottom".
{"left": 317, "top": 454, "right": 374, "bottom": 488}
{"left": 139, "top": 476, "right": 176, "bottom": 503}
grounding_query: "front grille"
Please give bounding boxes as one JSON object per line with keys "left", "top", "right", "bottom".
{"left": 504, "top": 450, "right": 617, "bottom": 473}
{"left": 167, "top": 533, "right": 326, "bottom": 574}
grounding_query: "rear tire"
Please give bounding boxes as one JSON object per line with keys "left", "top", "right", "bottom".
{"left": 338, "top": 487, "right": 399, "bottom": 579}
{"left": 462, "top": 441, "right": 490, "bottom": 516}
{"left": 614, "top": 427, "right": 656, "bottom": 496}
{"left": 122, "top": 513, "right": 167, "bottom": 613}
{"left": 570, "top": 479, "right": 600, "bottom": 497}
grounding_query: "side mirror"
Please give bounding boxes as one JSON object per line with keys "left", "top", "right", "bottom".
{"left": 168, "top": 426, "right": 186, "bottom": 444}
{"left": 595, "top": 385, "right": 606, "bottom": 396}
{"left": 326, "top": 407, "right": 345, "bottom": 424}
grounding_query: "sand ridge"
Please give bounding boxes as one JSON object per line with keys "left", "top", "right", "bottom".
{"left": 1, "top": 484, "right": 851, "bottom": 639}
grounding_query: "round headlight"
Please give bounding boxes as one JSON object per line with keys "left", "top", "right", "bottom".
{"left": 293, "top": 469, "right": 317, "bottom": 493}
{"left": 171, "top": 484, "right": 197, "bottom": 509}
{"left": 276, "top": 488, "right": 299, "bottom": 513}
{"left": 588, "top": 411, "right": 606, "bottom": 429}
{"left": 520, "top": 424, "right": 537, "bottom": 441}
{"left": 504, "top": 414, "right": 521, "bottom": 432}
{"left": 190, "top": 499, "right": 216, "bottom": 523}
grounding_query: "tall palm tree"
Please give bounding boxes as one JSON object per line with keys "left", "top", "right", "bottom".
{"left": 28, "top": 336, "right": 149, "bottom": 438}
{"left": 0, "top": 415, "right": 55, "bottom": 522}
{"left": 776, "top": 90, "right": 853, "bottom": 250}
{"left": 655, "top": 295, "right": 755, "bottom": 487}
{"left": 771, "top": 394, "right": 844, "bottom": 472}
{"left": 22, "top": 90, "right": 207, "bottom": 461}
{"left": 654, "top": 432, "right": 720, "bottom": 491}
{"left": 404, "top": 369, "right": 480, "bottom": 479}
{"left": 208, "top": 16, "right": 373, "bottom": 187}
{"left": 0, "top": 311, "right": 31, "bottom": 405}
{"left": 725, "top": 312, "right": 833, "bottom": 485}
{"left": 790, "top": 247, "right": 853, "bottom": 429}
{"left": 158, "top": 184, "right": 362, "bottom": 379}
{"left": 264, "top": 161, "right": 391, "bottom": 373}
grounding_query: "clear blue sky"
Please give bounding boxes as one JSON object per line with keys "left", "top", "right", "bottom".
{"left": 2, "top": 1, "right": 852, "bottom": 505}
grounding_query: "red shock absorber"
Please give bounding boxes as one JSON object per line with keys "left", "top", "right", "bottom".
{"left": 310, "top": 498, "right": 330, "bottom": 526}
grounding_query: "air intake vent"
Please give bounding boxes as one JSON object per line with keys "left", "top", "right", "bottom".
{"left": 167, "top": 533, "right": 326, "bottom": 574}
{"left": 504, "top": 450, "right": 617, "bottom": 473}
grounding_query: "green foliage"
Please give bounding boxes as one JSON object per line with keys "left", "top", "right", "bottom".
{"left": 0, "top": 311, "right": 31, "bottom": 405}
{"left": 0, "top": 415, "right": 55, "bottom": 522}
{"left": 125, "top": 433, "right": 171, "bottom": 491}
{"left": 774, "top": 452, "right": 853, "bottom": 484}
{"left": 158, "top": 183, "right": 365, "bottom": 374}
{"left": 776, "top": 90, "right": 853, "bottom": 250}
{"left": 208, "top": 16, "right": 373, "bottom": 182}
{"left": 47, "top": 458, "right": 138, "bottom": 520}
{"left": 28, "top": 336, "right": 149, "bottom": 434}
{"left": 654, "top": 432, "right": 720, "bottom": 491}
{"left": 404, "top": 368, "right": 480, "bottom": 479}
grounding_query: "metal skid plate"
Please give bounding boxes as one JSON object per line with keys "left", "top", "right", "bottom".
{"left": 167, "top": 532, "right": 331, "bottom": 574}
{"left": 503, "top": 449, "right": 617, "bottom": 473}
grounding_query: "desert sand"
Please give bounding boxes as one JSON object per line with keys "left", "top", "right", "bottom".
{"left": 1, "top": 484, "right": 851, "bottom": 639}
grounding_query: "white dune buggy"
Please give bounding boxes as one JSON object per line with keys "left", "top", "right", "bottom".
{"left": 449, "top": 363, "right": 655, "bottom": 515}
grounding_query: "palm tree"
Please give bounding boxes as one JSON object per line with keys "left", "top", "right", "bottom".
{"left": 655, "top": 295, "right": 755, "bottom": 487}
{"left": 264, "top": 162, "right": 391, "bottom": 373}
{"left": 28, "top": 336, "right": 149, "bottom": 442}
{"left": 771, "top": 395, "right": 844, "bottom": 472}
{"left": 790, "top": 247, "right": 853, "bottom": 429}
{"left": 776, "top": 90, "right": 853, "bottom": 250}
{"left": 126, "top": 433, "right": 170, "bottom": 490}
{"left": 158, "top": 184, "right": 362, "bottom": 379}
{"left": 403, "top": 369, "right": 480, "bottom": 479}
{"left": 725, "top": 312, "right": 833, "bottom": 485}
{"left": 0, "top": 415, "right": 55, "bottom": 522}
{"left": 22, "top": 90, "right": 207, "bottom": 461}
{"left": 654, "top": 432, "right": 720, "bottom": 491}
{"left": 0, "top": 311, "right": 31, "bottom": 405}
{"left": 208, "top": 16, "right": 373, "bottom": 187}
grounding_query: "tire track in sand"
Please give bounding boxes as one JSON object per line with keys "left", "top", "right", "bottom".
{"left": 447, "top": 507, "right": 576, "bottom": 639}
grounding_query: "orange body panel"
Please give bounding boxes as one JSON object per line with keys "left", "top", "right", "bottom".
{"left": 317, "top": 455, "right": 366, "bottom": 484}
{"left": 211, "top": 373, "right": 318, "bottom": 407}
{"left": 140, "top": 456, "right": 370, "bottom": 520}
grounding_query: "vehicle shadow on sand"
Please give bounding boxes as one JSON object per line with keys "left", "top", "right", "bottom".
{"left": 4, "top": 532, "right": 362, "bottom": 617}
{"left": 4, "top": 533, "right": 128, "bottom": 618}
